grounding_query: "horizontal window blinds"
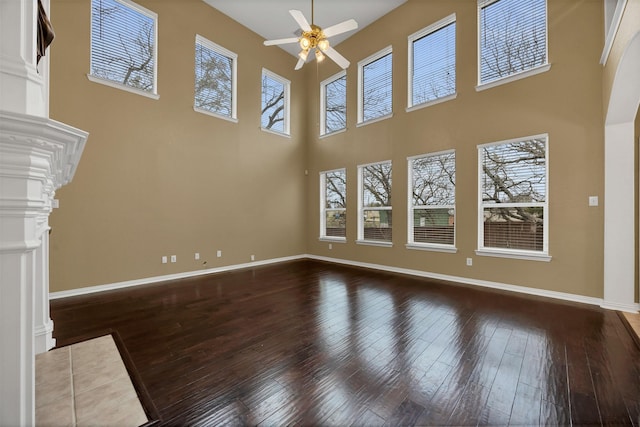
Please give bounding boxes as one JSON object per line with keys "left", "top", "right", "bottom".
{"left": 261, "top": 73, "right": 285, "bottom": 132}
{"left": 195, "top": 41, "right": 233, "bottom": 117}
{"left": 412, "top": 21, "right": 456, "bottom": 105}
{"left": 324, "top": 75, "right": 347, "bottom": 134}
{"left": 362, "top": 53, "right": 392, "bottom": 122}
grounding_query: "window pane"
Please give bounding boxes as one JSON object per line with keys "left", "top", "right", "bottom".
{"left": 261, "top": 73, "right": 285, "bottom": 132}
{"left": 325, "top": 75, "right": 346, "bottom": 134}
{"left": 325, "top": 170, "right": 346, "bottom": 209}
{"left": 325, "top": 210, "right": 346, "bottom": 237}
{"left": 195, "top": 41, "right": 233, "bottom": 117}
{"left": 481, "top": 138, "right": 546, "bottom": 204}
{"left": 413, "top": 208, "right": 454, "bottom": 245}
{"left": 363, "top": 210, "right": 392, "bottom": 242}
{"left": 91, "top": 0, "right": 155, "bottom": 92}
{"left": 483, "top": 207, "right": 544, "bottom": 251}
{"left": 362, "top": 53, "right": 392, "bottom": 122}
{"left": 411, "top": 153, "right": 455, "bottom": 206}
{"left": 480, "top": 0, "right": 546, "bottom": 83}
{"left": 363, "top": 163, "right": 392, "bottom": 207}
{"left": 412, "top": 21, "right": 456, "bottom": 105}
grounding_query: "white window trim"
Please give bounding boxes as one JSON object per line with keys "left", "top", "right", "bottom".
{"left": 261, "top": 68, "right": 291, "bottom": 136}
{"left": 194, "top": 35, "right": 238, "bottom": 123}
{"left": 477, "top": 133, "right": 551, "bottom": 261}
{"left": 88, "top": 0, "right": 159, "bottom": 97}
{"left": 357, "top": 160, "right": 393, "bottom": 246}
{"left": 407, "top": 13, "right": 456, "bottom": 110}
{"left": 476, "top": 0, "right": 550, "bottom": 89}
{"left": 320, "top": 70, "right": 347, "bottom": 137}
{"left": 357, "top": 45, "right": 393, "bottom": 126}
{"left": 320, "top": 168, "right": 347, "bottom": 242}
{"left": 407, "top": 150, "right": 457, "bottom": 252}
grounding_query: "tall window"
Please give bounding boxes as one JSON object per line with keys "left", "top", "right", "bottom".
{"left": 194, "top": 36, "right": 237, "bottom": 121}
{"left": 261, "top": 69, "right": 290, "bottom": 135}
{"left": 358, "top": 46, "right": 393, "bottom": 125}
{"left": 478, "top": 0, "right": 547, "bottom": 85}
{"left": 358, "top": 161, "right": 392, "bottom": 244}
{"left": 478, "top": 134, "right": 549, "bottom": 259}
{"left": 90, "top": 0, "right": 157, "bottom": 96}
{"left": 408, "top": 14, "right": 456, "bottom": 109}
{"left": 320, "top": 71, "right": 347, "bottom": 136}
{"left": 408, "top": 151, "right": 456, "bottom": 249}
{"left": 320, "top": 169, "right": 347, "bottom": 240}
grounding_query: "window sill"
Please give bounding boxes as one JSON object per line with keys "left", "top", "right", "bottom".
{"left": 356, "top": 113, "right": 393, "bottom": 128}
{"left": 475, "top": 63, "right": 551, "bottom": 92}
{"left": 319, "top": 128, "right": 347, "bottom": 139}
{"left": 319, "top": 237, "right": 346, "bottom": 243}
{"left": 87, "top": 74, "right": 159, "bottom": 100}
{"left": 406, "top": 243, "right": 457, "bottom": 254}
{"left": 475, "top": 249, "right": 552, "bottom": 262}
{"left": 194, "top": 107, "right": 238, "bottom": 123}
{"left": 356, "top": 239, "right": 392, "bottom": 248}
{"left": 406, "top": 93, "right": 457, "bottom": 113}
{"left": 260, "top": 127, "right": 291, "bottom": 138}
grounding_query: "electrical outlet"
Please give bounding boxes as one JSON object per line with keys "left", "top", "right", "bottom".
{"left": 466, "top": 258, "right": 473, "bottom": 266}
{"left": 170, "top": 255, "right": 177, "bottom": 263}
{"left": 162, "top": 256, "right": 167, "bottom": 264}
{"left": 329, "top": 243, "right": 333, "bottom": 250}
{"left": 251, "top": 255, "right": 255, "bottom": 261}
{"left": 195, "top": 253, "right": 200, "bottom": 260}
{"left": 217, "top": 250, "right": 222, "bottom": 258}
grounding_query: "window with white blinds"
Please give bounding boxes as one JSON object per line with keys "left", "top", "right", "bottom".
{"left": 320, "top": 169, "right": 347, "bottom": 240}
{"left": 320, "top": 71, "right": 347, "bottom": 136}
{"left": 408, "top": 14, "right": 456, "bottom": 108}
{"left": 358, "top": 161, "right": 392, "bottom": 244}
{"left": 478, "top": 0, "right": 547, "bottom": 85}
{"left": 194, "top": 36, "right": 237, "bottom": 121}
{"left": 90, "top": 0, "right": 157, "bottom": 95}
{"left": 478, "top": 134, "right": 548, "bottom": 257}
{"left": 261, "top": 69, "right": 290, "bottom": 135}
{"left": 408, "top": 151, "right": 456, "bottom": 248}
{"left": 358, "top": 47, "right": 393, "bottom": 124}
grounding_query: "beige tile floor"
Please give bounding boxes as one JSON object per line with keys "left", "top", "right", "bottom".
{"left": 623, "top": 311, "right": 640, "bottom": 340}
{"left": 36, "top": 334, "right": 148, "bottom": 427}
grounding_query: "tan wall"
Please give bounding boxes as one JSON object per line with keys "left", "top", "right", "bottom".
{"left": 49, "top": 0, "right": 308, "bottom": 291}
{"left": 305, "top": 0, "right": 606, "bottom": 297}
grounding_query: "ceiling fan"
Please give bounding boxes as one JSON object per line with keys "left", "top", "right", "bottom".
{"left": 263, "top": 0, "right": 358, "bottom": 70}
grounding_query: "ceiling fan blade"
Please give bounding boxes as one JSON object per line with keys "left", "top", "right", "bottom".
{"left": 323, "top": 46, "right": 350, "bottom": 69}
{"left": 295, "top": 57, "right": 306, "bottom": 70}
{"left": 289, "top": 9, "right": 312, "bottom": 32}
{"left": 322, "top": 19, "right": 358, "bottom": 38}
{"left": 264, "top": 37, "right": 300, "bottom": 46}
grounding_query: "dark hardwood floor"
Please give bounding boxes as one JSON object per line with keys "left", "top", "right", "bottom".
{"left": 51, "top": 260, "right": 640, "bottom": 426}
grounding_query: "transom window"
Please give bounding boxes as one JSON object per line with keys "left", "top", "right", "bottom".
{"left": 358, "top": 161, "right": 392, "bottom": 245}
{"left": 358, "top": 46, "right": 393, "bottom": 125}
{"left": 194, "top": 35, "right": 237, "bottom": 122}
{"left": 408, "top": 14, "right": 456, "bottom": 109}
{"left": 320, "top": 169, "right": 347, "bottom": 241}
{"left": 261, "top": 69, "right": 290, "bottom": 135}
{"left": 408, "top": 151, "right": 456, "bottom": 250}
{"left": 320, "top": 71, "right": 347, "bottom": 136}
{"left": 478, "top": 0, "right": 547, "bottom": 86}
{"left": 478, "top": 134, "right": 549, "bottom": 260}
{"left": 90, "top": 0, "right": 157, "bottom": 97}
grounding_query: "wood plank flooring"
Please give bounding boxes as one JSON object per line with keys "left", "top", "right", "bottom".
{"left": 50, "top": 260, "right": 640, "bottom": 426}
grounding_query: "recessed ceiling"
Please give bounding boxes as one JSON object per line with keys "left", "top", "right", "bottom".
{"left": 203, "top": 0, "right": 407, "bottom": 58}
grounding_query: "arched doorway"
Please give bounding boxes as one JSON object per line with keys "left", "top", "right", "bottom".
{"left": 604, "top": 31, "right": 640, "bottom": 312}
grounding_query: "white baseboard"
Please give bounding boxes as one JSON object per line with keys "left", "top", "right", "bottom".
{"left": 50, "top": 253, "right": 637, "bottom": 314}
{"left": 49, "top": 255, "right": 306, "bottom": 300}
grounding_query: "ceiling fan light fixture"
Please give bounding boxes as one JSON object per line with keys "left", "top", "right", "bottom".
{"left": 317, "top": 38, "right": 330, "bottom": 52}
{"left": 299, "top": 36, "right": 311, "bottom": 50}
{"left": 315, "top": 49, "right": 325, "bottom": 62}
{"left": 298, "top": 49, "right": 309, "bottom": 61}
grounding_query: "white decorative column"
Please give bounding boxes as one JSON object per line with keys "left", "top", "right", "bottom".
{"left": 0, "top": 1, "right": 88, "bottom": 425}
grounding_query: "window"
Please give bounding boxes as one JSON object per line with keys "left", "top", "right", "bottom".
{"left": 477, "top": 134, "right": 549, "bottom": 260}
{"left": 320, "top": 71, "right": 347, "bottom": 136}
{"left": 194, "top": 36, "right": 237, "bottom": 121}
{"left": 478, "top": 0, "right": 547, "bottom": 86}
{"left": 261, "top": 69, "right": 290, "bottom": 135}
{"left": 358, "top": 46, "right": 393, "bottom": 125}
{"left": 408, "top": 151, "right": 456, "bottom": 250}
{"left": 90, "top": 0, "right": 158, "bottom": 97}
{"left": 358, "top": 161, "right": 392, "bottom": 245}
{"left": 320, "top": 169, "right": 347, "bottom": 240}
{"left": 408, "top": 14, "right": 456, "bottom": 109}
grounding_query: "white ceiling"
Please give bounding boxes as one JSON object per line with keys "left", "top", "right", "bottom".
{"left": 203, "top": 0, "right": 407, "bottom": 57}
